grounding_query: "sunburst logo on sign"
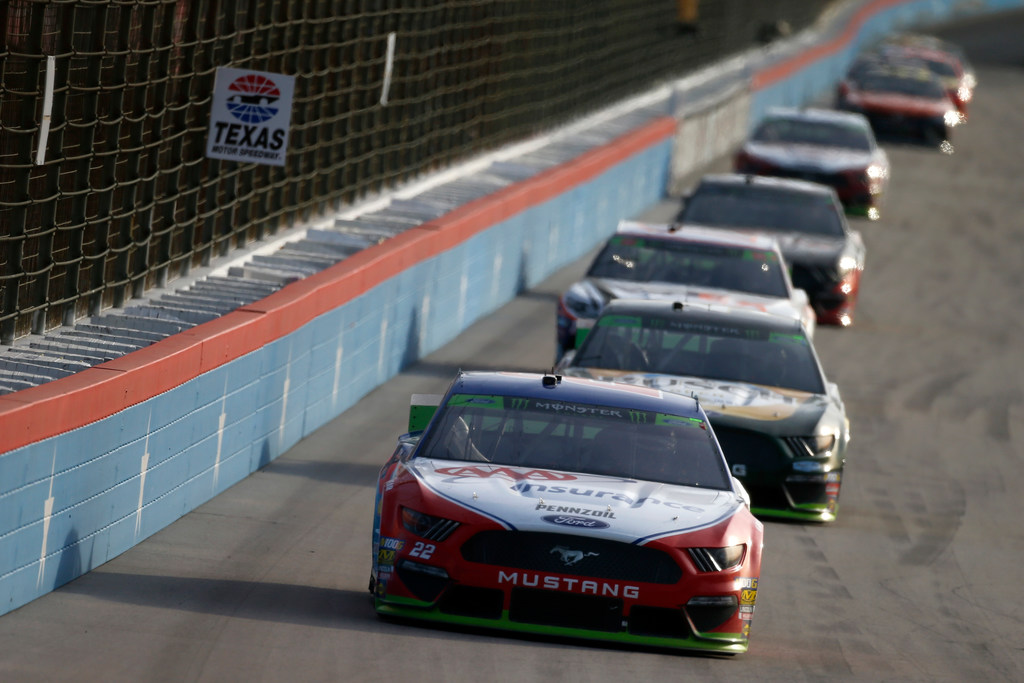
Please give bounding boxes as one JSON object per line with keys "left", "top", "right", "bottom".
{"left": 225, "top": 74, "right": 281, "bottom": 124}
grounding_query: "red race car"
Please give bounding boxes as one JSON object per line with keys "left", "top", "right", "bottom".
{"left": 837, "top": 63, "right": 962, "bottom": 147}
{"left": 879, "top": 36, "right": 974, "bottom": 118}
{"left": 734, "top": 107, "right": 890, "bottom": 220}
{"left": 371, "top": 371, "right": 764, "bottom": 654}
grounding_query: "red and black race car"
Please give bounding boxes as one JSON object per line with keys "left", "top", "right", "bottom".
{"left": 878, "top": 39, "right": 974, "bottom": 118}
{"left": 676, "top": 174, "right": 866, "bottom": 327}
{"left": 733, "top": 107, "right": 890, "bottom": 220}
{"left": 837, "top": 63, "right": 962, "bottom": 147}
{"left": 371, "top": 371, "right": 764, "bottom": 654}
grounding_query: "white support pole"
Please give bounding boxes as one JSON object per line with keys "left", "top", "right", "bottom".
{"left": 35, "top": 55, "right": 56, "bottom": 166}
{"left": 380, "top": 32, "right": 396, "bottom": 106}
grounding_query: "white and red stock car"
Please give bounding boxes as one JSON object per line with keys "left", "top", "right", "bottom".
{"left": 370, "top": 371, "right": 764, "bottom": 654}
{"left": 556, "top": 220, "right": 816, "bottom": 360}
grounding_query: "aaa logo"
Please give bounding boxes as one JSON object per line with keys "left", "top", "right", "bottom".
{"left": 436, "top": 465, "right": 576, "bottom": 482}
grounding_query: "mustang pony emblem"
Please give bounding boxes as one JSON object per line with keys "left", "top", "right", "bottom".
{"left": 550, "top": 545, "right": 599, "bottom": 566}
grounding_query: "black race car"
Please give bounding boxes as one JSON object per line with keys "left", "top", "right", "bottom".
{"left": 558, "top": 300, "right": 849, "bottom": 522}
{"left": 676, "top": 174, "right": 866, "bottom": 327}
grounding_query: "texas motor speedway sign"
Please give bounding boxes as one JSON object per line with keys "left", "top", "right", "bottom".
{"left": 206, "top": 67, "right": 295, "bottom": 166}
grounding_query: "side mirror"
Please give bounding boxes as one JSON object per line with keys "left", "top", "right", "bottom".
{"left": 732, "top": 477, "right": 752, "bottom": 506}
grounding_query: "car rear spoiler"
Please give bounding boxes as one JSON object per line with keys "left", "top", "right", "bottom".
{"left": 409, "top": 393, "right": 442, "bottom": 433}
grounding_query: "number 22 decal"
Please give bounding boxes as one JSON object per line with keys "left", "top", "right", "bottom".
{"left": 409, "top": 541, "right": 435, "bottom": 559}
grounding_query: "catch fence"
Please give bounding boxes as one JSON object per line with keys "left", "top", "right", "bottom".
{"left": 0, "top": 0, "right": 833, "bottom": 344}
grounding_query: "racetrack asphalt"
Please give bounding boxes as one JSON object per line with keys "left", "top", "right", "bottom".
{"left": 1, "top": 10, "right": 1022, "bottom": 683}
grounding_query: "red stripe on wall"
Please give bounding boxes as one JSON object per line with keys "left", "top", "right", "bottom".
{"left": 0, "top": 116, "right": 676, "bottom": 454}
{"left": 752, "top": 0, "right": 906, "bottom": 90}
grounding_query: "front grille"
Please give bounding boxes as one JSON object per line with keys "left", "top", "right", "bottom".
{"left": 686, "top": 599, "right": 738, "bottom": 633}
{"left": 461, "top": 531, "right": 681, "bottom": 584}
{"left": 745, "top": 483, "right": 791, "bottom": 511}
{"left": 712, "top": 426, "right": 788, "bottom": 481}
{"left": 789, "top": 263, "right": 840, "bottom": 297}
{"left": 628, "top": 606, "right": 690, "bottom": 638}
{"left": 865, "top": 111, "right": 927, "bottom": 131}
{"left": 395, "top": 561, "right": 449, "bottom": 602}
{"left": 509, "top": 587, "right": 622, "bottom": 631}
{"left": 439, "top": 585, "right": 504, "bottom": 619}
{"left": 784, "top": 476, "right": 832, "bottom": 506}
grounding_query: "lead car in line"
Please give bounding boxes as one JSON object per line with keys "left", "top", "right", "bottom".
{"left": 370, "top": 371, "right": 764, "bottom": 655}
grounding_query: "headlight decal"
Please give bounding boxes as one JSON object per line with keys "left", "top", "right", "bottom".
{"left": 688, "top": 544, "right": 745, "bottom": 572}
{"left": 401, "top": 506, "right": 461, "bottom": 541}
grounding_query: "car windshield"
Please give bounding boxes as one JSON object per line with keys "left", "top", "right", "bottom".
{"left": 572, "top": 312, "right": 826, "bottom": 394}
{"left": 417, "top": 393, "right": 731, "bottom": 489}
{"left": 586, "top": 235, "right": 790, "bottom": 298}
{"left": 920, "top": 57, "right": 959, "bottom": 78}
{"left": 859, "top": 72, "right": 946, "bottom": 99}
{"left": 752, "top": 117, "right": 872, "bottom": 151}
{"left": 679, "top": 184, "right": 846, "bottom": 237}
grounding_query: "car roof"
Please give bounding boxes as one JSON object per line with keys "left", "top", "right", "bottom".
{"left": 696, "top": 172, "right": 837, "bottom": 197}
{"left": 884, "top": 34, "right": 970, "bottom": 62}
{"left": 447, "top": 370, "right": 704, "bottom": 418}
{"left": 862, "top": 61, "right": 943, "bottom": 83}
{"left": 887, "top": 43, "right": 961, "bottom": 64}
{"left": 615, "top": 220, "right": 782, "bottom": 252}
{"left": 762, "top": 106, "right": 871, "bottom": 129}
{"left": 599, "top": 298, "right": 807, "bottom": 335}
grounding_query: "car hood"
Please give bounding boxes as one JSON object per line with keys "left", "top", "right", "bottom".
{"left": 409, "top": 458, "right": 744, "bottom": 543}
{"left": 588, "top": 277, "right": 801, "bottom": 320}
{"left": 562, "top": 368, "right": 828, "bottom": 434}
{"left": 848, "top": 91, "right": 948, "bottom": 116}
{"left": 770, "top": 233, "right": 845, "bottom": 263}
{"left": 743, "top": 142, "right": 872, "bottom": 171}
{"left": 678, "top": 224, "right": 847, "bottom": 264}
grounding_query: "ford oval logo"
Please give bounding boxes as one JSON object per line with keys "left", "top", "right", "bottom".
{"left": 542, "top": 514, "right": 610, "bottom": 529}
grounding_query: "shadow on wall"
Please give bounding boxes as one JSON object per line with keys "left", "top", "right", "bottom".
{"left": 517, "top": 246, "right": 529, "bottom": 294}
{"left": 259, "top": 439, "right": 273, "bottom": 470}
{"left": 54, "top": 528, "right": 83, "bottom": 589}
{"left": 402, "top": 305, "right": 421, "bottom": 371}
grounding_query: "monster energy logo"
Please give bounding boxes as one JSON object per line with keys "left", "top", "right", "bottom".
{"left": 510, "top": 398, "right": 530, "bottom": 410}
{"left": 629, "top": 410, "right": 648, "bottom": 424}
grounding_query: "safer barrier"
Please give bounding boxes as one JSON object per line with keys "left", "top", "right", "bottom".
{"left": 1, "top": 0, "right": 1021, "bottom": 618}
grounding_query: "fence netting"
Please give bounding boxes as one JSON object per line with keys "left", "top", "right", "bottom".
{"left": 0, "top": 0, "right": 834, "bottom": 344}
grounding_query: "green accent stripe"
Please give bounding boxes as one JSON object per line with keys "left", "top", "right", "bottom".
{"left": 374, "top": 601, "right": 749, "bottom": 654}
{"left": 751, "top": 505, "right": 837, "bottom": 523}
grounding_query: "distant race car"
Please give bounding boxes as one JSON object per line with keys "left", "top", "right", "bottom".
{"left": 837, "top": 63, "right": 961, "bottom": 146}
{"left": 556, "top": 220, "right": 816, "bottom": 359}
{"left": 880, "top": 32, "right": 976, "bottom": 94}
{"left": 557, "top": 300, "right": 849, "bottom": 523}
{"left": 733, "top": 107, "right": 890, "bottom": 220}
{"left": 676, "top": 174, "right": 866, "bottom": 327}
{"left": 370, "top": 370, "right": 764, "bottom": 655}
{"left": 878, "top": 41, "right": 973, "bottom": 117}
